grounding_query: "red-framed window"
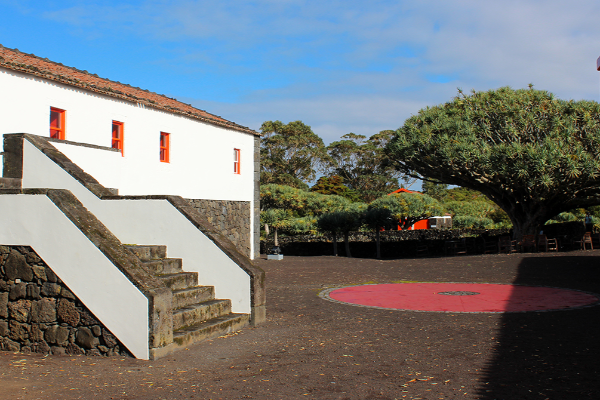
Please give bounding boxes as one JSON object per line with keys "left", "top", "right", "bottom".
{"left": 160, "top": 132, "right": 170, "bottom": 163}
{"left": 234, "top": 148, "right": 241, "bottom": 174}
{"left": 50, "top": 107, "right": 65, "bottom": 140}
{"left": 112, "top": 121, "right": 124, "bottom": 155}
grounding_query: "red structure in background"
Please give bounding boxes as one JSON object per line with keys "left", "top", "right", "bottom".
{"left": 388, "top": 188, "right": 418, "bottom": 195}
{"left": 387, "top": 188, "right": 430, "bottom": 230}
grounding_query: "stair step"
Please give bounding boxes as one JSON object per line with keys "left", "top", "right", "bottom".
{"left": 172, "top": 313, "right": 250, "bottom": 348}
{"left": 125, "top": 245, "right": 167, "bottom": 261}
{"left": 173, "top": 299, "right": 232, "bottom": 330}
{"left": 124, "top": 242, "right": 251, "bottom": 358}
{"left": 158, "top": 272, "right": 198, "bottom": 290}
{"left": 143, "top": 258, "right": 183, "bottom": 275}
{"left": 0, "top": 178, "right": 22, "bottom": 189}
{"left": 172, "top": 286, "right": 215, "bottom": 309}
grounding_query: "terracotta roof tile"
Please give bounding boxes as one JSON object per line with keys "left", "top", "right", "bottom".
{"left": 0, "top": 45, "right": 258, "bottom": 136}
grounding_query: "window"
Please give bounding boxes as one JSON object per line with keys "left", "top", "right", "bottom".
{"left": 112, "top": 121, "right": 124, "bottom": 155}
{"left": 160, "top": 132, "right": 170, "bottom": 163}
{"left": 50, "top": 107, "right": 65, "bottom": 140}
{"left": 234, "top": 148, "right": 241, "bottom": 174}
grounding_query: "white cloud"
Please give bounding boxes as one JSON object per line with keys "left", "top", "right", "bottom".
{"left": 21, "top": 0, "right": 600, "bottom": 142}
{"left": 187, "top": 94, "right": 430, "bottom": 144}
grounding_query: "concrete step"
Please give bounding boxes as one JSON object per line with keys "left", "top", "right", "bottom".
{"left": 125, "top": 243, "right": 250, "bottom": 358}
{"left": 0, "top": 178, "right": 22, "bottom": 189}
{"left": 172, "top": 313, "right": 250, "bottom": 348}
{"left": 125, "top": 245, "right": 167, "bottom": 261}
{"left": 173, "top": 299, "right": 232, "bottom": 330}
{"left": 157, "top": 272, "right": 198, "bottom": 290}
{"left": 172, "top": 286, "right": 215, "bottom": 309}
{"left": 143, "top": 258, "right": 183, "bottom": 275}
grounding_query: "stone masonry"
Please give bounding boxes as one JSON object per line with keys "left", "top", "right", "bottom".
{"left": 0, "top": 245, "right": 130, "bottom": 357}
{"left": 185, "top": 199, "right": 252, "bottom": 258}
{"left": 184, "top": 135, "right": 261, "bottom": 260}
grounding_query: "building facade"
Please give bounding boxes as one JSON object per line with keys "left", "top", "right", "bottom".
{"left": 0, "top": 45, "right": 260, "bottom": 259}
{"left": 0, "top": 45, "right": 265, "bottom": 359}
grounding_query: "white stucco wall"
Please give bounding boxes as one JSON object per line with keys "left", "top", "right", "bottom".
{"left": 52, "top": 142, "right": 123, "bottom": 191}
{"left": 21, "top": 140, "right": 251, "bottom": 313}
{"left": 93, "top": 199, "right": 252, "bottom": 313}
{"left": 0, "top": 194, "right": 149, "bottom": 359}
{"left": 0, "top": 68, "right": 256, "bottom": 256}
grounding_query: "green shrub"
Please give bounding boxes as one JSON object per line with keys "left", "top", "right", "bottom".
{"left": 453, "top": 215, "right": 495, "bottom": 229}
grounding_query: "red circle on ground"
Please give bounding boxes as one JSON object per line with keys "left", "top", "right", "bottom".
{"left": 325, "top": 283, "right": 599, "bottom": 313}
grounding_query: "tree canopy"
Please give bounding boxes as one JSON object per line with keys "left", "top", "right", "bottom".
{"left": 387, "top": 86, "right": 600, "bottom": 239}
{"left": 310, "top": 175, "right": 360, "bottom": 202}
{"left": 317, "top": 210, "right": 363, "bottom": 257}
{"left": 422, "top": 181, "right": 448, "bottom": 202}
{"left": 260, "top": 184, "right": 364, "bottom": 236}
{"left": 369, "top": 192, "right": 444, "bottom": 230}
{"left": 260, "top": 120, "right": 326, "bottom": 189}
{"left": 326, "top": 131, "right": 405, "bottom": 202}
{"left": 260, "top": 184, "right": 356, "bottom": 216}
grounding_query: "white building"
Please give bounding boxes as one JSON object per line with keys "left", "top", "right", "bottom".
{"left": 0, "top": 44, "right": 260, "bottom": 259}
{"left": 0, "top": 45, "right": 264, "bottom": 359}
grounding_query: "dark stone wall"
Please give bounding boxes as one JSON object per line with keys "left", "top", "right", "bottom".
{"left": 185, "top": 199, "right": 252, "bottom": 258}
{"left": 0, "top": 245, "right": 130, "bottom": 357}
{"left": 261, "top": 229, "right": 512, "bottom": 258}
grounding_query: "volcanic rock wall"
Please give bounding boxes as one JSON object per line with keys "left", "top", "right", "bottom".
{"left": 0, "top": 245, "right": 129, "bottom": 356}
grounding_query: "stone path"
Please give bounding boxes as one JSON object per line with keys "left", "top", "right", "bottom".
{"left": 1, "top": 251, "right": 600, "bottom": 399}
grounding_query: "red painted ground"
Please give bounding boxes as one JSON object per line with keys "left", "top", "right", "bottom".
{"left": 324, "top": 283, "right": 600, "bottom": 313}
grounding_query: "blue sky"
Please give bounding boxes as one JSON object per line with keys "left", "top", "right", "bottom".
{"left": 2, "top": 0, "right": 600, "bottom": 148}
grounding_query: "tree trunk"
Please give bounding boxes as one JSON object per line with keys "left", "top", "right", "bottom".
{"left": 264, "top": 223, "right": 270, "bottom": 236}
{"left": 375, "top": 229, "right": 381, "bottom": 259}
{"left": 508, "top": 209, "right": 549, "bottom": 242}
{"left": 344, "top": 231, "right": 352, "bottom": 258}
{"left": 332, "top": 231, "right": 338, "bottom": 257}
{"left": 482, "top": 191, "right": 560, "bottom": 243}
{"left": 274, "top": 227, "right": 279, "bottom": 247}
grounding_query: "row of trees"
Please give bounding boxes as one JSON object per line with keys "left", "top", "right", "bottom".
{"left": 261, "top": 186, "right": 443, "bottom": 258}
{"left": 260, "top": 184, "right": 513, "bottom": 258}
{"left": 260, "top": 121, "right": 409, "bottom": 202}
{"left": 261, "top": 86, "right": 600, "bottom": 241}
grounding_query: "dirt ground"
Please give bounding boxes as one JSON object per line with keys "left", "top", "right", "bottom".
{"left": 1, "top": 250, "right": 599, "bottom": 400}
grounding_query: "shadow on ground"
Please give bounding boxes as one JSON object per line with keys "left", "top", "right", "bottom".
{"left": 477, "top": 256, "right": 600, "bottom": 399}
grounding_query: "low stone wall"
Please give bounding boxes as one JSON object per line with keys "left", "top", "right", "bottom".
{"left": 186, "top": 199, "right": 252, "bottom": 258}
{"left": 542, "top": 221, "right": 586, "bottom": 239}
{"left": 0, "top": 245, "right": 129, "bottom": 357}
{"left": 261, "top": 229, "right": 512, "bottom": 258}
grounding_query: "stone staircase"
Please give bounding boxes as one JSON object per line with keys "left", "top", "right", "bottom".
{"left": 125, "top": 245, "right": 250, "bottom": 350}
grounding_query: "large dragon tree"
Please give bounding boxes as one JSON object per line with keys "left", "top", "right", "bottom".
{"left": 387, "top": 86, "right": 600, "bottom": 240}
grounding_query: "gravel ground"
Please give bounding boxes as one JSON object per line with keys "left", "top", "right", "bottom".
{"left": 1, "top": 250, "right": 599, "bottom": 400}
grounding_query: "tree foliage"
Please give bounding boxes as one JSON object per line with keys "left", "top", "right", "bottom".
{"left": 444, "top": 187, "right": 486, "bottom": 202}
{"left": 388, "top": 86, "right": 600, "bottom": 239}
{"left": 369, "top": 192, "right": 444, "bottom": 230}
{"left": 260, "top": 208, "right": 290, "bottom": 246}
{"left": 317, "top": 210, "right": 363, "bottom": 257}
{"left": 260, "top": 184, "right": 357, "bottom": 217}
{"left": 260, "top": 120, "right": 326, "bottom": 189}
{"left": 260, "top": 208, "right": 290, "bottom": 229}
{"left": 453, "top": 215, "right": 495, "bottom": 229}
{"left": 546, "top": 207, "right": 600, "bottom": 230}
{"left": 326, "top": 131, "right": 405, "bottom": 202}
{"left": 421, "top": 181, "right": 448, "bottom": 202}
{"left": 444, "top": 199, "right": 510, "bottom": 229}
{"left": 310, "top": 175, "right": 361, "bottom": 202}
{"left": 444, "top": 200, "right": 496, "bottom": 219}
{"left": 363, "top": 207, "right": 397, "bottom": 259}
{"left": 260, "top": 184, "right": 365, "bottom": 236}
